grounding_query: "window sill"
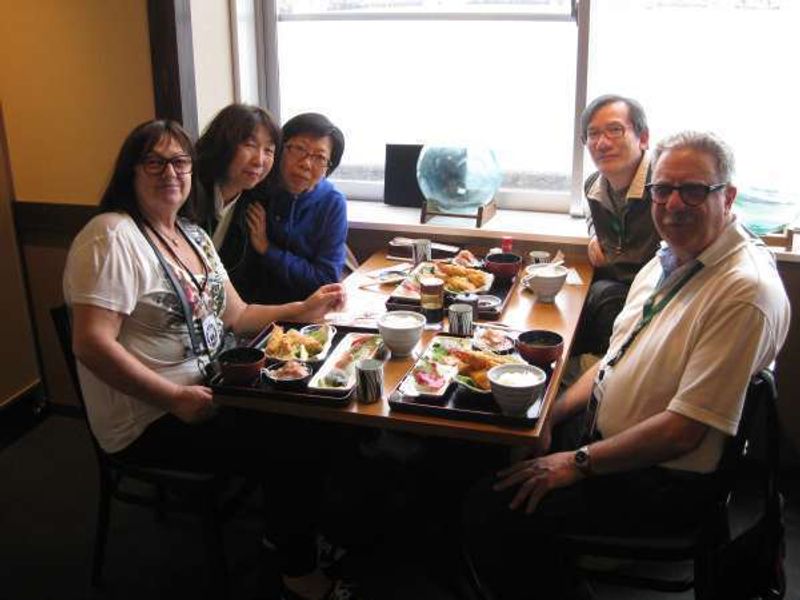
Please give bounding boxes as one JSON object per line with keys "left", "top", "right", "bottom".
{"left": 346, "top": 200, "right": 589, "bottom": 246}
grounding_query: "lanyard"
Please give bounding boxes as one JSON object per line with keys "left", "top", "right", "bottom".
{"left": 605, "top": 261, "right": 704, "bottom": 368}
{"left": 136, "top": 218, "right": 210, "bottom": 358}
{"left": 144, "top": 220, "right": 209, "bottom": 296}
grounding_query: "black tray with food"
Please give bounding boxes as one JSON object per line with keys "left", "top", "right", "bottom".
{"left": 384, "top": 261, "right": 518, "bottom": 321}
{"left": 209, "top": 322, "right": 384, "bottom": 407}
{"left": 387, "top": 334, "right": 552, "bottom": 427}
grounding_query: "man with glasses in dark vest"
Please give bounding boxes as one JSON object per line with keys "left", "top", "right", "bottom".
{"left": 576, "top": 95, "right": 661, "bottom": 357}
{"left": 465, "top": 131, "right": 790, "bottom": 599}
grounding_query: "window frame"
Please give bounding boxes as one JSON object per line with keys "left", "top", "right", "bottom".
{"left": 233, "top": 0, "right": 592, "bottom": 215}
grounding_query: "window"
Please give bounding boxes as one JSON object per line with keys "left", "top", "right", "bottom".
{"left": 234, "top": 0, "right": 799, "bottom": 223}
{"left": 235, "top": 0, "right": 586, "bottom": 213}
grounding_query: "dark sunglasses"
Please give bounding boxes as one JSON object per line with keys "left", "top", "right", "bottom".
{"left": 646, "top": 182, "right": 727, "bottom": 207}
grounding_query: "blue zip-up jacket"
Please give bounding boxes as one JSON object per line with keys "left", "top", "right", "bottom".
{"left": 251, "top": 178, "right": 347, "bottom": 304}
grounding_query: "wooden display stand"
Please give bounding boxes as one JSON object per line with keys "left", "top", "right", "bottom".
{"left": 420, "top": 197, "right": 497, "bottom": 228}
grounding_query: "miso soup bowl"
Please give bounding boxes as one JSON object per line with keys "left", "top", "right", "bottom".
{"left": 218, "top": 347, "right": 266, "bottom": 385}
{"left": 483, "top": 252, "right": 522, "bottom": 279}
{"left": 515, "top": 330, "right": 564, "bottom": 368}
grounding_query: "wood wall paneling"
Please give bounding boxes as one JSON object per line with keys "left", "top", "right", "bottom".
{"left": 147, "top": 0, "right": 199, "bottom": 137}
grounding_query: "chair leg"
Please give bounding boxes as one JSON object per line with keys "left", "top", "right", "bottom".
{"left": 92, "top": 474, "right": 113, "bottom": 588}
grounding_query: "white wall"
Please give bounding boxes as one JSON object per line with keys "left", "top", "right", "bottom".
{"left": 191, "top": 0, "right": 236, "bottom": 133}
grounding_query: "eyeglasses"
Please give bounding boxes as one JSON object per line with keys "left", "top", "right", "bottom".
{"left": 284, "top": 143, "right": 331, "bottom": 170}
{"left": 584, "top": 123, "right": 627, "bottom": 144}
{"left": 140, "top": 154, "right": 193, "bottom": 175}
{"left": 646, "top": 182, "right": 727, "bottom": 207}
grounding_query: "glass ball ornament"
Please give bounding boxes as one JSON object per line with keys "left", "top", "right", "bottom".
{"left": 416, "top": 145, "right": 502, "bottom": 214}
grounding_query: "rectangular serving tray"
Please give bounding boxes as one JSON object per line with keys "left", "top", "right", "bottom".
{"left": 209, "top": 323, "right": 379, "bottom": 407}
{"left": 386, "top": 271, "right": 518, "bottom": 321}
{"left": 388, "top": 334, "right": 556, "bottom": 427}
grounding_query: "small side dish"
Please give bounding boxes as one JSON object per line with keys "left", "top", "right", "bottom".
{"left": 264, "top": 360, "right": 312, "bottom": 390}
{"left": 473, "top": 326, "right": 515, "bottom": 354}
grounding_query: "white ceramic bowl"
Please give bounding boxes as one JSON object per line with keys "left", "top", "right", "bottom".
{"left": 488, "top": 363, "right": 547, "bottom": 416}
{"left": 523, "top": 265, "right": 568, "bottom": 303}
{"left": 377, "top": 311, "right": 426, "bottom": 357}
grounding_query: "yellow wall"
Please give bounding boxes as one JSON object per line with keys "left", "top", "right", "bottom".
{"left": 0, "top": 0, "right": 154, "bottom": 204}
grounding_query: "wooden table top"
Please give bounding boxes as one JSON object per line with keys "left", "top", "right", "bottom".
{"left": 215, "top": 251, "right": 593, "bottom": 448}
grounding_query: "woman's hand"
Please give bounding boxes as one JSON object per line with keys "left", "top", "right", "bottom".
{"left": 493, "top": 451, "right": 584, "bottom": 514}
{"left": 246, "top": 202, "right": 269, "bottom": 255}
{"left": 297, "top": 283, "right": 346, "bottom": 321}
{"left": 587, "top": 236, "right": 607, "bottom": 267}
{"left": 170, "top": 384, "right": 217, "bottom": 423}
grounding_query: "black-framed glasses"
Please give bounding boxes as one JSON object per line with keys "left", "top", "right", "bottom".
{"left": 646, "top": 182, "right": 727, "bottom": 207}
{"left": 284, "top": 143, "right": 331, "bottom": 170}
{"left": 140, "top": 154, "right": 193, "bottom": 176}
{"left": 584, "top": 123, "right": 627, "bottom": 144}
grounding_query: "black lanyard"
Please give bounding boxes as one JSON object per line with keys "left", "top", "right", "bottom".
{"left": 582, "top": 260, "right": 704, "bottom": 444}
{"left": 605, "top": 261, "right": 704, "bottom": 368}
{"left": 145, "top": 220, "right": 209, "bottom": 296}
{"left": 135, "top": 218, "right": 209, "bottom": 357}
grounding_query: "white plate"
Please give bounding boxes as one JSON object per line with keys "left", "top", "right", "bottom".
{"left": 398, "top": 360, "right": 458, "bottom": 398}
{"left": 366, "top": 262, "right": 413, "bottom": 284}
{"left": 260, "top": 324, "right": 336, "bottom": 362}
{"left": 472, "top": 326, "right": 516, "bottom": 354}
{"left": 307, "top": 332, "right": 383, "bottom": 394}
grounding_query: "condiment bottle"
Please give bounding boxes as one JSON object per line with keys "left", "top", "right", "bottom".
{"left": 419, "top": 277, "right": 444, "bottom": 329}
{"left": 501, "top": 236, "right": 513, "bottom": 253}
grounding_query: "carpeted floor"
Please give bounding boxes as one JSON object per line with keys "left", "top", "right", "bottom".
{"left": 1, "top": 409, "right": 798, "bottom": 600}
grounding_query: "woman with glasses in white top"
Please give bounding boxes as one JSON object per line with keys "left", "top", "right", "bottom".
{"left": 64, "top": 119, "right": 362, "bottom": 600}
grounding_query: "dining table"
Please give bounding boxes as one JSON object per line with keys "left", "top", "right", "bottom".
{"left": 214, "top": 248, "right": 593, "bottom": 449}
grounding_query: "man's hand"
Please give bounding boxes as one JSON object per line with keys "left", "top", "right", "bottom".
{"left": 587, "top": 236, "right": 607, "bottom": 267}
{"left": 246, "top": 202, "right": 269, "bottom": 255}
{"left": 170, "top": 384, "right": 216, "bottom": 423}
{"left": 298, "top": 283, "right": 346, "bottom": 321}
{"left": 493, "top": 451, "right": 584, "bottom": 514}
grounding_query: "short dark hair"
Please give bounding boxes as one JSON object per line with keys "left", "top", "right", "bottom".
{"left": 195, "top": 103, "right": 281, "bottom": 191}
{"left": 580, "top": 94, "right": 648, "bottom": 143}
{"left": 99, "top": 119, "right": 197, "bottom": 219}
{"left": 281, "top": 112, "right": 345, "bottom": 176}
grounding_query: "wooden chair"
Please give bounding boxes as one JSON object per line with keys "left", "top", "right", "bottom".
{"left": 50, "top": 304, "right": 253, "bottom": 597}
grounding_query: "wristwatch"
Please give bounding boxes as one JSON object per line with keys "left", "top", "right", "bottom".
{"left": 574, "top": 445, "right": 592, "bottom": 476}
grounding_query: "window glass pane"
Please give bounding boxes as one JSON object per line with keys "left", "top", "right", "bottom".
{"left": 235, "top": 0, "right": 260, "bottom": 105}
{"left": 277, "top": 19, "right": 576, "bottom": 194}
{"left": 588, "top": 0, "right": 800, "bottom": 213}
{"left": 278, "top": 0, "right": 572, "bottom": 17}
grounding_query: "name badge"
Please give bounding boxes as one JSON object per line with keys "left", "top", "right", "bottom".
{"left": 202, "top": 315, "right": 221, "bottom": 353}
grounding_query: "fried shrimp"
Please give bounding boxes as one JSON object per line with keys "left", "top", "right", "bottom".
{"left": 266, "top": 325, "right": 285, "bottom": 355}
